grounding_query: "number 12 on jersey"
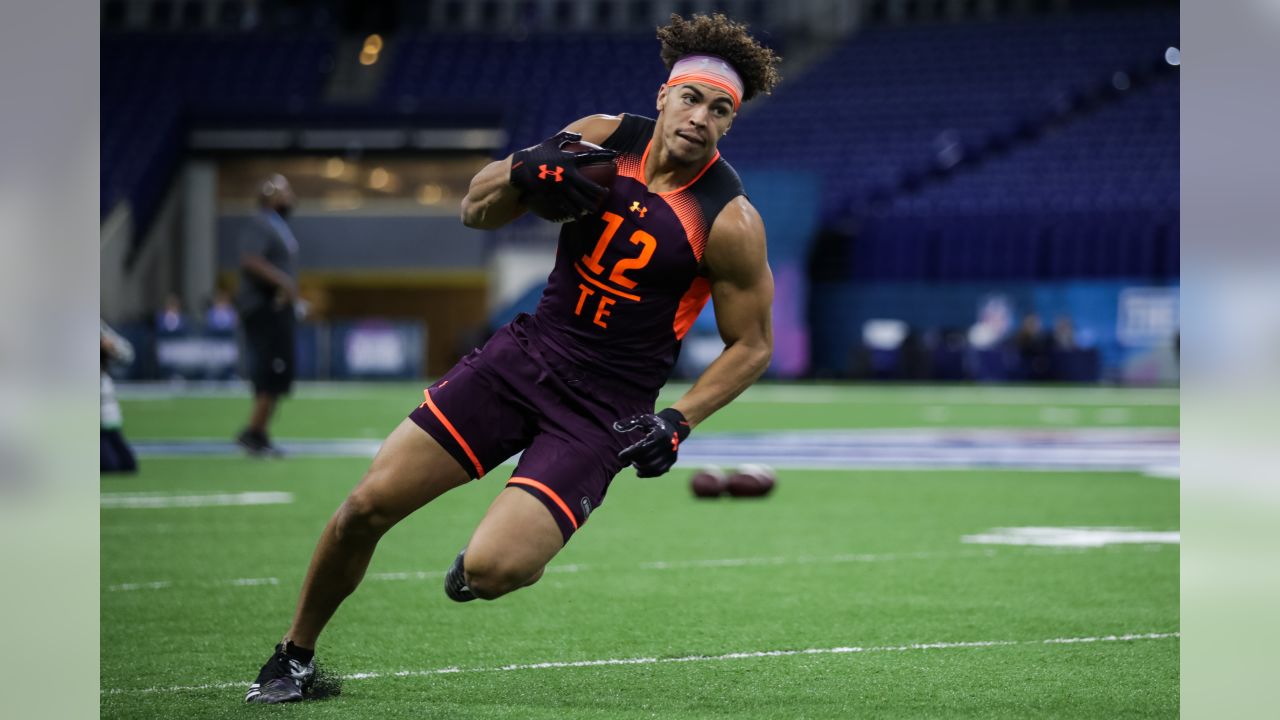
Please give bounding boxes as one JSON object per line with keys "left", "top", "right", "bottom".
{"left": 575, "top": 211, "right": 655, "bottom": 328}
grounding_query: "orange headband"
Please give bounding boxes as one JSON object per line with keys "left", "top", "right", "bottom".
{"left": 667, "top": 54, "right": 743, "bottom": 109}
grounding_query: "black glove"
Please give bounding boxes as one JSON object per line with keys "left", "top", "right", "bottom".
{"left": 614, "top": 408, "right": 692, "bottom": 478}
{"left": 510, "top": 131, "right": 617, "bottom": 220}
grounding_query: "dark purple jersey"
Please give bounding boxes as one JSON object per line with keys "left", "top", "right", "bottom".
{"left": 528, "top": 114, "right": 746, "bottom": 392}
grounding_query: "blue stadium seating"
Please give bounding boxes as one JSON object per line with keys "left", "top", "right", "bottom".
{"left": 101, "top": 32, "right": 334, "bottom": 229}
{"left": 723, "top": 9, "right": 1178, "bottom": 219}
{"left": 379, "top": 32, "right": 678, "bottom": 152}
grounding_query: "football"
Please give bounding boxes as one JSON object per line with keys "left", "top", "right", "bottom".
{"left": 726, "top": 463, "right": 777, "bottom": 498}
{"left": 525, "top": 140, "right": 617, "bottom": 223}
{"left": 690, "top": 466, "right": 728, "bottom": 498}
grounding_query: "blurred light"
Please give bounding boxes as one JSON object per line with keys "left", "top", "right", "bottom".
{"left": 323, "top": 157, "right": 345, "bottom": 179}
{"left": 323, "top": 190, "right": 363, "bottom": 211}
{"left": 1112, "top": 71, "right": 1131, "bottom": 91}
{"left": 417, "top": 183, "right": 444, "bottom": 205}
{"left": 359, "top": 49, "right": 378, "bottom": 66}
{"left": 368, "top": 167, "right": 390, "bottom": 190}
{"left": 363, "top": 34, "right": 383, "bottom": 53}
{"left": 1165, "top": 46, "right": 1181, "bottom": 66}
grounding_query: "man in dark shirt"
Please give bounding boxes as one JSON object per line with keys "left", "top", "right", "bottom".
{"left": 235, "top": 174, "right": 300, "bottom": 457}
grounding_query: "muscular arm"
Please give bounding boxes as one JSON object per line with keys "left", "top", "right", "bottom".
{"left": 460, "top": 114, "right": 623, "bottom": 230}
{"left": 670, "top": 197, "right": 774, "bottom": 428}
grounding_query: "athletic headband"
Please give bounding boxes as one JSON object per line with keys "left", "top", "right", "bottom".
{"left": 667, "top": 54, "right": 744, "bottom": 110}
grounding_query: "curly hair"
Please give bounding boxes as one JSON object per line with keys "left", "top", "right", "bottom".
{"left": 656, "top": 13, "right": 781, "bottom": 103}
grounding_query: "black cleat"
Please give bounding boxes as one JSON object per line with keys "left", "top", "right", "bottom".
{"left": 245, "top": 643, "right": 315, "bottom": 704}
{"left": 444, "top": 550, "right": 477, "bottom": 602}
{"left": 237, "top": 429, "right": 284, "bottom": 458}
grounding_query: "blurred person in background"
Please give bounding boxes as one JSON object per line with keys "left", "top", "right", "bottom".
{"left": 1052, "top": 315, "right": 1077, "bottom": 351}
{"left": 156, "top": 293, "right": 187, "bottom": 335}
{"left": 1015, "top": 312, "right": 1052, "bottom": 381}
{"left": 101, "top": 321, "right": 137, "bottom": 474}
{"left": 245, "top": 13, "right": 779, "bottom": 704}
{"left": 235, "top": 174, "right": 300, "bottom": 458}
{"left": 206, "top": 288, "right": 238, "bottom": 336}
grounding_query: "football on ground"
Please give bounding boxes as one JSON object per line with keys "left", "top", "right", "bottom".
{"left": 727, "top": 463, "right": 777, "bottom": 497}
{"left": 689, "top": 466, "right": 728, "bottom": 498}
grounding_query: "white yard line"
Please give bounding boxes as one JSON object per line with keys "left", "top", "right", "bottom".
{"left": 100, "top": 491, "right": 293, "bottom": 509}
{"left": 103, "top": 631, "right": 1179, "bottom": 695}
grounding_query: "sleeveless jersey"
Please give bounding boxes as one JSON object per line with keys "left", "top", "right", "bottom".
{"left": 528, "top": 114, "right": 747, "bottom": 392}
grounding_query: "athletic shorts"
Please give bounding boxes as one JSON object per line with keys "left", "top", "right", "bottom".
{"left": 409, "top": 314, "right": 657, "bottom": 543}
{"left": 240, "top": 305, "right": 296, "bottom": 396}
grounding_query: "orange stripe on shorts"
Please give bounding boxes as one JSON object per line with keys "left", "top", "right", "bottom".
{"left": 422, "top": 389, "right": 484, "bottom": 477}
{"left": 507, "top": 477, "right": 579, "bottom": 530}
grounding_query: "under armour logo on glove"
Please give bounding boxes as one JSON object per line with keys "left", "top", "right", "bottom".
{"left": 510, "top": 131, "right": 617, "bottom": 220}
{"left": 614, "top": 408, "right": 691, "bottom": 478}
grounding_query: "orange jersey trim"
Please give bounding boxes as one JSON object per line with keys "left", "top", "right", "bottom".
{"left": 421, "top": 389, "right": 484, "bottom": 477}
{"left": 508, "top": 477, "right": 579, "bottom": 530}
{"left": 574, "top": 261, "right": 642, "bottom": 301}
{"left": 640, "top": 140, "right": 721, "bottom": 197}
{"left": 672, "top": 276, "right": 712, "bottom": 340}
{"left": 665, "top": 190, "right": 709, "bottom": 262}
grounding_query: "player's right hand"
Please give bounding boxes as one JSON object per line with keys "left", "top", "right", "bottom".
{"left": 509, "top": 131, "right": 617, "bottom": 219}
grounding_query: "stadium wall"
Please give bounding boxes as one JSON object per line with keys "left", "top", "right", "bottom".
{"left": 810, "top": 279, "right": 1179, "bottom": 383}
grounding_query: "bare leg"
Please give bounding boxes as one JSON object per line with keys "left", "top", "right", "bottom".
{"left": 285, "top": 419, "right": 470, "bottom": 648}
{"left": 247, "top": 392, "right": 278, "bottom": 434}
{"left": 463, "top": 487, "right": 565, "bottom": 600}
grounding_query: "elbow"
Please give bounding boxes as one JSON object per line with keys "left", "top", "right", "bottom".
{"left": 460, "top": 200, "right": 499, "bottom": 230}
{"left": 460, "top": 199, "right": 481, "bottom": 229}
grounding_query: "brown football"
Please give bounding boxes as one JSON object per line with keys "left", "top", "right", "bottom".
{"left": 726, "top": 464, "right": 777, "bottom": 498}
{"left": 525, "top": 141, "right": 617, "bottom": 223}
{"left": 690, "top": 466, "right": 728, "bottom": 498}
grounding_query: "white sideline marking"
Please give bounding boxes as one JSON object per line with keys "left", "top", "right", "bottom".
{"left": 102, "top": 631, "right": 1179, "bottom": 695}
{"left": 107, "top": 578, "right": 282, "bottom": 592}
{"left": 100, "top": 491, "right": 293, "bottom": 509}
{"left": 962, "top": 527, "right": 1180, "bottom": 547}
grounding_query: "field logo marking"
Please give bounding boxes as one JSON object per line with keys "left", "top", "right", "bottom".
{"left": 102, "top": 632, "right": 1179, "bottom": 695}
{"left": 961, "top": 527, "right": 1179, "bottom": 547}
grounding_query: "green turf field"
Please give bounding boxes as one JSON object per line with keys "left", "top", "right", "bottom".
{"left": 101, "top": 383, "right": 1179, "bottom": 718}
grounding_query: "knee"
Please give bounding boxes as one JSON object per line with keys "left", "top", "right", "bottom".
{"left": 332, "top": 487, "right": 395, "bottom": 541}
{"left": 463, "top": 552, "right": 541, "bottom": 600}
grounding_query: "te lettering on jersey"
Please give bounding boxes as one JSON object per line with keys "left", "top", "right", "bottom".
{"left": 572, "top": 211, "right": 654, "bottom": 329}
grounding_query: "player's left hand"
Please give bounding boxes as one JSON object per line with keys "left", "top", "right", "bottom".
{"left": 614, "top": 408, "right": 691, "bottom": 478}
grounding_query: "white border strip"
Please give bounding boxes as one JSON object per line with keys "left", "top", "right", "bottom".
{"left": 103, "top": 632, "right": 1179, "bottom": 695}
